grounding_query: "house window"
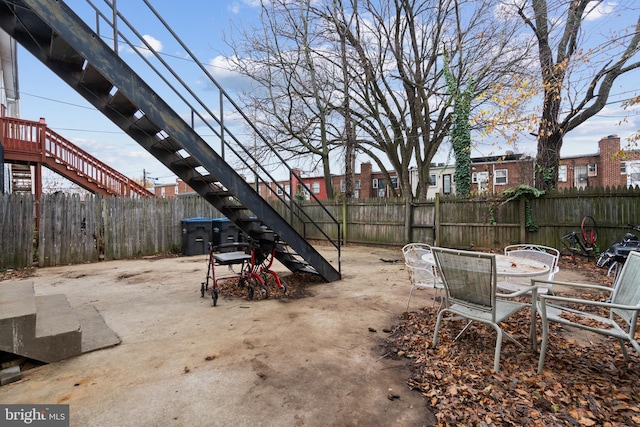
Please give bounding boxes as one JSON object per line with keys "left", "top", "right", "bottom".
{"left": 494, "top": 169, "right": 508, "bottom": 185}
{"left": 429, "top": 174, "right": 436, "bottom": 186}
{"left": 276, "top": 186, "right": 283, "bottom": 195}
{"left": 588, "top": 163, "right": 597, "bottom": 177}
{"left": 621, "top": 162, "right": 627, "bottom": 174}
{"left": 472, "top": 171, "right": 489, "bottom": 185}
{"left": 340, "top": 179, "right": 346, "bottom": 192}
{"left": 574, "top": 165, "right": 588, "bottom": 189}
{"left": 354, "top": 189, "right": 360, "bottom": 198}
{"left": 558, "top": 165, "right": 567, "bottom": 182}
{"left": 372, "top": 178, "right": 378, "bottom": 189}
{"left": 376, "top": 179, "right": 386, "bottom": 197}
{"left": 443, "top": 174, "right": 452, "bottom": 194}
{"left": 625, "top": 161, "right": 640, "bottom": 188}
{"left": 391, "top": 176, "right": 399, "bottom": 189}
{"left": 355, "top": 180, "right": 361, "bottom": 190}
{"left": 311, "top": 181, "right": 320, "bottom": 194}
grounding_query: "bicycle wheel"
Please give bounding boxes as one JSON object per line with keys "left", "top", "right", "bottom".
{"left": 581, "top": 216, "right": 597, "bottom": 248}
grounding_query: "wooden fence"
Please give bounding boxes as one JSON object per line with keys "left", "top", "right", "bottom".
{"left": 1, "top": 187, "right": 639, "bottom": 270}
{"left": 1, "top": 194, "right": 223, "bottom": 269}
{"left": 287, "top": 186, "right": 640, "bottom": 253}
{"left": 1, "top": 193, "right": 34, "bottom": 269}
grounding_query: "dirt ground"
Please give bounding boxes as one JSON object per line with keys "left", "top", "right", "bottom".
{"left": 0, "top": 244, "right": 598, "bottom": 427}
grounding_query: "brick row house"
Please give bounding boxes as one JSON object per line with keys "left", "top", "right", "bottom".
{"left": 153, "top": 135, "right": 640, "bottom": 199}
{"left": 417, "top": 134, "right": 640, "bottom": 196}
{"left": 557, "top": 135, "right": 640, "bottom": 190}
{"left": 249, "top": 162, "right": 400, "bottom": 201}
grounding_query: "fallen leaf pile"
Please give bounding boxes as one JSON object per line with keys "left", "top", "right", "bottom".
{"left": 386, "top": 256, "right": 640, "bottom": 426}
{"left": 0, "top": 267, "right": 36, "bottom": 282}
{"left": 212, "top": 270, "right": 322, "bottom": 301}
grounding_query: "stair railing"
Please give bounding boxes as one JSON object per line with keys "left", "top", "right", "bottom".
{"left": 80, "top": 0, "right": 341, "bottom": 268}
{"left": 0, "top": 114, "right": 153, "bottom": 197}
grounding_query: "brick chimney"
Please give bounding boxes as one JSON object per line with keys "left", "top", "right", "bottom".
{"left": 360, "top": 162, "right": 372, "bottom": 198}
{"left": 598, "top": 135, "right": 623, "bottom": 187}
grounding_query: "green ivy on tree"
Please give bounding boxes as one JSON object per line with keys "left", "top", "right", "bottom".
{"left": 502, "top": 185, "right": 545, "bottom": 232}
{"left": 443, "top": 52, "right": 475, "bottom": 198}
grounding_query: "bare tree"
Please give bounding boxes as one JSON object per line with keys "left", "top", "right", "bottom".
{"left": 315, "top": 0, "right": 534, "bottom": 199}
{"left": 512, "top": 0, "right": 640, "bottom": 190}
{"left": 226, "top": 0, "right": 343, "bottom": 198}
{"left": 227, "top": 0, "right": 533, "bottom": 199}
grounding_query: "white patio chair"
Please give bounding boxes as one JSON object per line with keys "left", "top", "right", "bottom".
{"left": 535, "top": 250, "right": 640, "bottom": 374}
{"left": 402, "top": 243, "right": 443, "bottom": 311}
{"left": 431, "top": 247, "right": 537, "bottom": 372}
{"left": 497, "top": 244, "right": 560, "bottom": 294}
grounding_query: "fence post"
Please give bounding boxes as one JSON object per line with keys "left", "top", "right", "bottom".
{"left": 519, "top": 197, "right": 526, "bottom": 243}
{"left": 342, "top": 199, "right": 347, "bottom": 245}
{"left": 404, "top": 197, "right": 412, "bottom": 243}
{"left": 434, "top": 193, "right": 440, "bottom": 246}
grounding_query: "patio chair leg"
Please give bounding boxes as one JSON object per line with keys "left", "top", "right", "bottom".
{"left": 432, "top": 308, "right": 449, "bottom": 347}
{"left": 406, "top": 284, "right": 415, "bottom": 311}
{"left": 537, "top": 321, "right": 549, "bottom": 374}
{"left": 617, "top": 338, "right": 629, "bottom": 361}
{"left": 530, "top": 303, "right": 538, "bottom": 353}
{"left": 501, "top": 330, "right": 525, "bottom": 350}
{"left": 453, "top": 320, "right": 473, "bottom": 342}
{"left": 493, "top": 326, "right": 503, "bottom": 372}
{"left": 433, "top": 287, "right": 444, "bottom": 310}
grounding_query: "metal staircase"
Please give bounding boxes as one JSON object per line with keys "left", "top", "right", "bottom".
{"left": 0, "top": 0, "right": 341, "bottom": 281}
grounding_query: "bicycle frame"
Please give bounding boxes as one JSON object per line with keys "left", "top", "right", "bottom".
{"left": 560, "top": 231, "right": 594, "bottom": 263}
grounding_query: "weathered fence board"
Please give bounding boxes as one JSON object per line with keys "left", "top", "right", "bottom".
{"left": 0, "top": 193, "right": 33, "bottom": 269}
{"left": 1, "top": 187, "right": 639, "bottom": 270}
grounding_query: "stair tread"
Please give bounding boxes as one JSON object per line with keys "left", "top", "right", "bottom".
{"left": 0, "top": 281, "right": 36, "bottom": 320}
{"left": 35, "top": 295, "right": 81, "bottom": 338}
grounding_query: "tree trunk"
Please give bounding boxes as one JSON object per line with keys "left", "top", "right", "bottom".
{"left": 534, "top": 59, "right": 565, "bottom": 190}
{"left": 534, "top": 131, "right": 562, "bottom": 191}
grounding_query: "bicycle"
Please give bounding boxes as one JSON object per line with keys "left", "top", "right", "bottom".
{"left": 560, "top": 216, "right": 598, "bottom": 263}
{"left": 596, "top": 223, "right": 640, "bottom": 286}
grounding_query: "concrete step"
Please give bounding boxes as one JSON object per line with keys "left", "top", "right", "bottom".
{"left": 29, "top": 294, "right": 82, "bottom": 363}
{"left": 0, "top": 281, "right": 119, "bottom": 363}
{"left": 0, "top": 281, "right": 37, "bottom": 352}
{"left": 0, "top": 281, "right": 36, "bottom": 319}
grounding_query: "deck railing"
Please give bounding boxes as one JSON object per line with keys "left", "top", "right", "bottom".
{"left": 1, "top": 115, "right": 153, "bottom": 197}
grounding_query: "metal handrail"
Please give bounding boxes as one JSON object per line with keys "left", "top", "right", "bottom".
{"left": 80, "top": 0, "right": 341, "bottom": 262}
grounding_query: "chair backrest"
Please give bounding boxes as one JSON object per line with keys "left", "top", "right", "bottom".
{"left": 610, "top": 250, "right": 640, "bottom": 327}
{"left": 402, "top": 243, "right": 432, "bottom": 267}
{"left": 504, "top": 244, "right": 560, "bottom": 280}
{"left": 405, "top": 264, "right": 436, "bottom": 287}
{"left": 432, "top": 247, "right": 497, "bottom": 315}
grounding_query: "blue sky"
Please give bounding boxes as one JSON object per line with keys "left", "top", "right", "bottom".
{"left": 17, "top": 0, "right": 259, "bottom": 187}
{"left": 14, "top": 0, "right": 640, "bottom": 188}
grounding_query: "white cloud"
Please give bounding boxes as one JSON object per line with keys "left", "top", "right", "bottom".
{"left": 584, "top": 1, "right": 617, "bottom": 21}
{"left": 561, "top": 104, "right": 639, "bottom": 156}
{"left": 124, "top": 34, "right": 163, "bottom": 58}
{"left": 203, "top": 55, "right": 256, "bottom": 93}
{"left": 242, "top": 0, "right": 264, "bottom": 7}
